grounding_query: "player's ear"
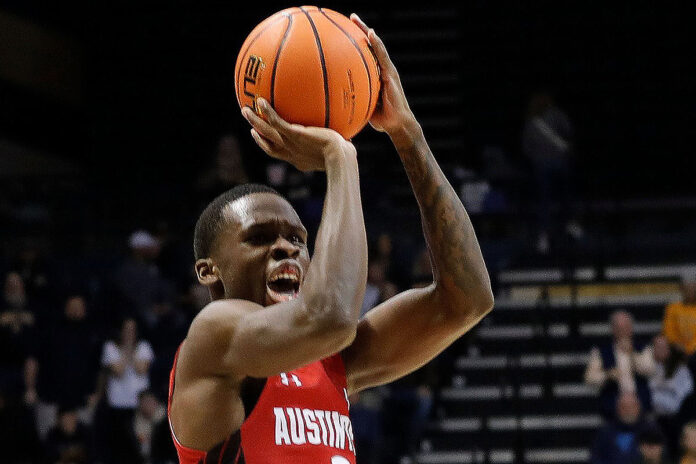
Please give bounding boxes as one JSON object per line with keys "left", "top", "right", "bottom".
{"left": 195, "top": 258, "right": 221, "bottom": 287}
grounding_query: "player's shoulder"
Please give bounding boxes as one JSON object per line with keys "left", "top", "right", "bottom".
{"left": 186, "top": 300, "right": 262, "bottom": 354}
{"left": 180, "top": 299, "right": 263, "bottom": 377}
{"left": 191, "top": 299, "right": 261, "bottom": 332}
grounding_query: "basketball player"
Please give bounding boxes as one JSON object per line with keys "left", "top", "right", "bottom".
{"left": 168, "top": 15, "right": 493, "bottom": 464}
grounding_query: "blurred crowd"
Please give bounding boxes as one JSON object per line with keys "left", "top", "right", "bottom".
{"left": 0, "top": 217, "right": 439, "bottom": 464}
{"left": 584, "top": 279, "right": 696, "bottom": 464}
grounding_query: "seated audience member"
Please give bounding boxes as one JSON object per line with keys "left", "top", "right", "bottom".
{"left": 113, "top": 231, "right": 167, "bottom": 325}
{"left": 98, "top": 317, "right": 154, "bottom": 464}
{"left": 585, "top": 310, "right": 655, "bottom": 417}
{"left": 663, "top": 277, "right": 696, "bottom": 376}
{"left": 682, "top": 422, "right": 696, "bottom": 464}
{"left": 638, "top": 423, "right": 673, "bottom": 464}
{"left": 36, "top": 295, "right": 101, "bottom": 436}
{"left": 134, "top": 390, "right": 166, "bottom": 462}
{"left": 0, "top": 272, "right": 38, "bottom": 398}
{"left": 591, "top": 392, "right": 649, "bottom": 464}
{"left": 44, "top": 406, "right": 91, "bottom": 464}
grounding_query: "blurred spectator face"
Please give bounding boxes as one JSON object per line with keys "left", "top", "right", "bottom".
{"left": 138, "top": 392, "right": 159, "bottom": 419}
{"left": 377, "top": 234, "right": 392, "bottom": 258}
{"left": 683, "top": 281, "right": 696, "bottom": 304}
{"left": 64, "top": 296, "right": 87, "bottom": 321}
{"left": 121, "top": 318, "right": 137, "bottom": 346}
{"left": 3, "top": 272, "right": 26, "bottom": 308}
{"left": 652, "top": 335, "right": 670, "bottom": 363}
{"left": 59, "top": 410, "right": 79, "bottom": 436}
{"left": 684, "top": 423, "right": 696, "bottom": 455}
{"left": 611, "top": 311, "right": 633, "bottom": 341}
{"left": 616, "top": 392, "right": 641, "bottom": 424}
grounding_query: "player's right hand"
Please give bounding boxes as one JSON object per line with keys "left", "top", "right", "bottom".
{"left": 242, "top": 98, "right": 356, "bottom": 172}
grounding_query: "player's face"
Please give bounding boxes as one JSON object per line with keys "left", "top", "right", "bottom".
{"left": 212, "top": 193, "right": 310, "bottom": 306}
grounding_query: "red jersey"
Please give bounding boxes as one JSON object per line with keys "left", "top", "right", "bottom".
{"left": 167, "top": 347, "right": 356, "bottom": 464}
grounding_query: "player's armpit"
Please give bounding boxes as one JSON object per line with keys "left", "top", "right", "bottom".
{"left": 181, "top": 298, "right": 356, "bottom": 380}
{"left": 342, "top": 285, "right": 491, "bottom": 394}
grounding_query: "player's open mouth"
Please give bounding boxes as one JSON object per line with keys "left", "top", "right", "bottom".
{"left": 266, "top": 262, "right": 301, "bottom": 303}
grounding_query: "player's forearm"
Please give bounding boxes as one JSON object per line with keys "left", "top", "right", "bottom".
{"left": 390, "top": 120, "right": 493, "bottom": 314}
{"left": 302, "top": 147, "right": 367, "bottom": 332}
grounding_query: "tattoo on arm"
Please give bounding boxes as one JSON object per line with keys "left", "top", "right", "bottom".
{"left": 398, "top": 134, "right": 488, "bottom": 295}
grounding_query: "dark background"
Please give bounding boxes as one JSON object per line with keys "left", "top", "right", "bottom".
{"left": 1, "top": 1, "right": 690, "bottom": 196}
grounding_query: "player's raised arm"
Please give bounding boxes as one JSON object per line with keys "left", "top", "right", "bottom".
{"left": 342, "top": 15, "right": 494, "bottom": 393}
{"left": 182, "top": 99, "right": 367, "bottom": 379}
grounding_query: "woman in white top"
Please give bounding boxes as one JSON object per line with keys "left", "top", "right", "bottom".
{"left": 99, "top": 317, "right": 154, "bottom": 463}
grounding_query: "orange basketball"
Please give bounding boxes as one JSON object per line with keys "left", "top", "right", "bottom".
{"left": 234, "top": 6, "right": 380, "bottom": 140}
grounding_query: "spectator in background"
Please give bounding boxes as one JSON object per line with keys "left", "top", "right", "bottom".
{"left": 638, "top": 423, "right": 672, "bottom": 464}
{"left": 682, "top": 422, "right": 696, "bottom": 464}
{"left": 0, "top": 272, "right": 38, "bottom": 405}
{"left": 35, "top": 295, "right": 101, "bottom": 438}
{"left": 522, "top": 92, "right": 579, "bottom": 254}
{"left": 650, "top": 335, "right": 694, "bottom": 457}
{"left": 591, "top": 391, "right": 649, "bottom": 464}
{"left": 663, "top": 276, "right": 696, "bottom": 377}
{"left": 97, "top": 317, "right": 154, "bottom": 464}
{"left": 44, "top": 406, "right": 91, "bottom": 464}
{"left": 585, "top": 310, "right": 654, "bottom": 418}
{"left": 133, "top": 390, "right": 166, "bottom": 462}
{"left": 113, "top": 230, "right": 167, "bottom": 327}
{"left": 361, "top": 260, "right": 398, "bottom": 316}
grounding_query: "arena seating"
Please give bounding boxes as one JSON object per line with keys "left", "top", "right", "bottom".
{"left": 415, "top": 264, "right": 691, "bottom": 464}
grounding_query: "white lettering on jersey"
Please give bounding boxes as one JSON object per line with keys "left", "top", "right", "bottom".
{"left": 287, "top": 407, "right": 306, "bottom": 445}
{"left": 273, "top": 408, "right": 355, "bottom": 456}
{"left": 302, "top": 409, "right": 321, "bottom": 445}
{"left": 342, "top": 415, "right": 355, "bottom": 452}
{"left": 332, "top": 411, "right": 345, "bottom": 449}
{"left": 274, "top": 407, "right": 291, "bottom": 445}
{"left": 287, "top": 408, "right": 307, "bottom": 445}
{"left": 326, "top": 410, "right": 335, "bottom": 447}
{"left": 315, "top": 410, "right": 329, "bottom": 445}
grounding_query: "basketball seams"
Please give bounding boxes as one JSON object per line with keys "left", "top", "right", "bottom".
{"left": 318, "top": 8, "right": 374, "bottom": 125}
{"left": 270, "top": 14, "right": 293, "bottom": 108}
{"left": 299, "top": 6, "right": 331, "bottom": 128}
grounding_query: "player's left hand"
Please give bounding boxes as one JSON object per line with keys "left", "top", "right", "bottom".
{"left": 350, "top": 14, "right": 417, "bottom": 136}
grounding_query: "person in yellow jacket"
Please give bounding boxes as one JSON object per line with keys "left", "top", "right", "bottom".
{"left": 663, "top": 278, "right": 696, "bottom": 357}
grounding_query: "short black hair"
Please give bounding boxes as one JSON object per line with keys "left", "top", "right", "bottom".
{"left": 193, "top": 183, "right": 282, "bottom": 260}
